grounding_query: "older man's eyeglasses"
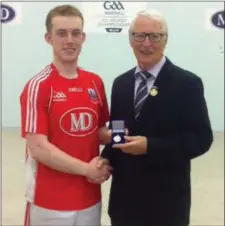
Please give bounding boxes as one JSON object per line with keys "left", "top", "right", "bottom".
{"left": 132, "top": 32, "right": 166, "bottom": 43}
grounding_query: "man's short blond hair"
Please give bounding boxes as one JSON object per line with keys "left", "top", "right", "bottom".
{"left": 45, "top": 5, "right": 84, "bottom": 32}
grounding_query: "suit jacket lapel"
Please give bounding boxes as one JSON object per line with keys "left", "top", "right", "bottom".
{"left": 124, "top": 68, "right": 136, "bottom": 122}
{"left": 141, "top": 58, "right": 174, "bottom": 111}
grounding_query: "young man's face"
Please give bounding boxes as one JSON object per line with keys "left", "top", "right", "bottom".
{"left": 45, "top": 15, "right": 85, "bottom": 63}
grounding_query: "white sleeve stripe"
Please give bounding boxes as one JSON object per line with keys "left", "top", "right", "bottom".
{"left": 25, "top": 66, "right": 52, "bottom": 133}
{"left": 26, "top": 66, "right": 49, "bottom": 132}
{"left": 48, "top": 86, "right": 53, "bottom": 111}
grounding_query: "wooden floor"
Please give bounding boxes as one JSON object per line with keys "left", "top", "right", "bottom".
{"left": 2, "top": 128, "right": 224, "bottom": 225}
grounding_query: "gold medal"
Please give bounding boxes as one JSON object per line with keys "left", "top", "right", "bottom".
{"left": 150, "top": 87, "right": 158, "bottom": 96}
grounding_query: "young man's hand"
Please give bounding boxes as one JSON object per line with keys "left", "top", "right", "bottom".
{"left": 85, "top": 156, "right": 112, "bottom": 184}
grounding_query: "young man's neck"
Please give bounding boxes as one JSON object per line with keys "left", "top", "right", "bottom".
{"left": 53, "top": 57, "right": 78, "bottom": 79}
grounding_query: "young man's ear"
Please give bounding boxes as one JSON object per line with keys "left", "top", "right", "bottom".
{"left": 44, "top": 32, "right": 52, "bottom": 45}
{"left": 82, "top": 32, "right": 86, "bottom": 43}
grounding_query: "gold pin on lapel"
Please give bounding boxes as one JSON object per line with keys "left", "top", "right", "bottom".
{"left": 150, "top": 86, "right": 158, "bottom": 96}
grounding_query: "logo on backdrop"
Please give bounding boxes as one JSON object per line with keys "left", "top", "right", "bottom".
{"left": 211, "top": 10, "right": 224, "bottom": 29}
{"left": 103, "top": 1, "right": 124, "bottom": 10}
{"left": 205, "top": 8, "right": 224, "bottom": 31}
{"left": 101, "top": 1, "right": 127, "bottom": 33}
{"left": 1, "top": 4, "right": 16, "bottom": 23}
{"left": 81, "top": 2, "right": 147, "bottom": 34}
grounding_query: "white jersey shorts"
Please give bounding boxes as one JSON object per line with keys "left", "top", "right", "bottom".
{"left": 24, "top": 201, "right": 101, "bottom": 226}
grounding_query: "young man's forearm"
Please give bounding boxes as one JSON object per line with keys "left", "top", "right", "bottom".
{"left": 27, "top": 136, "right": 88, "bottom": 176}
{"left": 98, "top": 126, "right": 111, "bottom": 144}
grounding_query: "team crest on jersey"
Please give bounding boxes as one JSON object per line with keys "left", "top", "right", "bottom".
{"left": 88, "top": 89, "right": 98, "bottom": 103}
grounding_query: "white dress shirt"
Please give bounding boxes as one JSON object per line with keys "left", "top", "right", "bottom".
{"left": 134, "top": 56, "right": 166, "bottom": 97}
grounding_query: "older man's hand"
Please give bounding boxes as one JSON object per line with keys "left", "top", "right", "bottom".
{"left": 113, "top": 135, "right": 147, "bottom": 155}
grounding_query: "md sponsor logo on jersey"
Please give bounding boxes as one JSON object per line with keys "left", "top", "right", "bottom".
{"left": 53, "top": 91, "right": 67, "bottom": 102}
{"left": 60, "top": 107, "right": 98, "bottom": 137}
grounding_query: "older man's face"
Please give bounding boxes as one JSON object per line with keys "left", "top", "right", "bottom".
{"left": 130, "top": 16, "right": 167, "bottom": 70}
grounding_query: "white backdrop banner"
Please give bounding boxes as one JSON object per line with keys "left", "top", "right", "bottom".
{"left": 81, "top": 1, "right": 147, "bottom": 33}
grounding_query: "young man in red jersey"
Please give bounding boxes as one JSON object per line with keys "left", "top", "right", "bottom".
{"left": 20, "top": 4, "right": 111, "bottom": 226}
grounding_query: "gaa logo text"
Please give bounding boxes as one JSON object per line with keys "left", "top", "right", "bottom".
{"left": 103, "top": 1, "right": 124, "bottom": 10}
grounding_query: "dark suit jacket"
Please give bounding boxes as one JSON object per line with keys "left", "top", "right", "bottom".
{"left": 101, "top": 58, "right": 213, "bottom": 226}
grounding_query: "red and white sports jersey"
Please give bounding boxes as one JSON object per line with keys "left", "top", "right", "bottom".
{"left": 20, "top": 63, "right": 109, "bottom": 211}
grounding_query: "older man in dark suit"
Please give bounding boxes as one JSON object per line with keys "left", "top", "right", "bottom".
{"left": 101, "top": 9, "right": 213, "bottom": 226}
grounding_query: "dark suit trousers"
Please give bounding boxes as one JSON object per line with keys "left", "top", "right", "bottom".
{"left": 111, "top": 218, "right": 188, "bottom": 226}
